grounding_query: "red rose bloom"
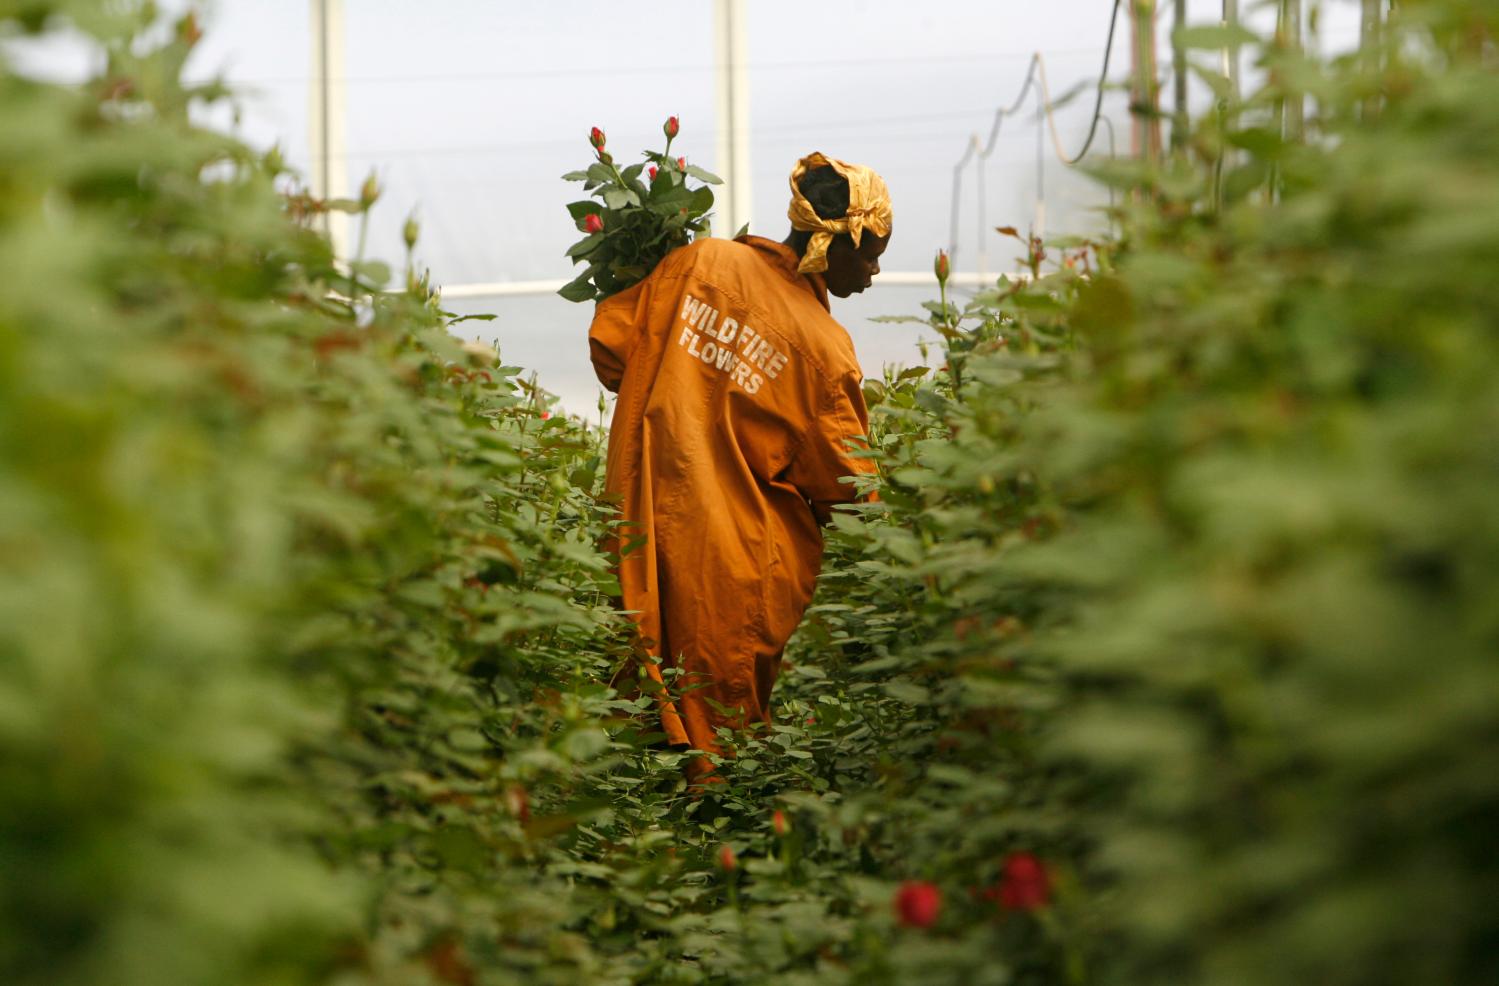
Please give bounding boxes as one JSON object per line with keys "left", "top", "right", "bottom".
{"left": 893, "top": 880, "right": 942, "bottom": 928}
{"left": 997, "top": 852, "right": 1050, "bottom": 911}
{"left": 677, "top": 156, "right": 686, "bottom": 170}
{"left": 648, "top": 166, "right": 658, "bottom": 181}
{"left": 584, "top": 213, "right": 604, "bottom": 234}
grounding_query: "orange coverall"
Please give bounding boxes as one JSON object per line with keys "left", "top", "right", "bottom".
{"left": 588, "top": 234, "right": 877, "bottom": 753}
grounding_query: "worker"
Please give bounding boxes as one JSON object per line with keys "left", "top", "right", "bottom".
{"left": 588, "top": 152, "right": 892, "bottom": 769}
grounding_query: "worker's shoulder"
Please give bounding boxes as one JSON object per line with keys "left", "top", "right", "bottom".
{"left": 662, "top": 238, "right": 792, "bottom": 310}
{"left": 663, "top": 235, "right": 754, "bottom": 273}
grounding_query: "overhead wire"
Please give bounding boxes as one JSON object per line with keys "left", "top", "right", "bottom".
{"left": 1041, "top": 0, "right": 1124, "bottom": 166}
{"left": 267, "top": 15, "right": 1125, "bottom": 287}
{"left": 947, "top": 0, "right": 1126, "bottom": 269}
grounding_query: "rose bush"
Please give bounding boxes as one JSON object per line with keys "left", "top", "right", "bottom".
{"left": 5, "top": 2, "right": 1498, "bottom": 986}
{"left": 0, "top": 7, "right": 638, "bottom": 984}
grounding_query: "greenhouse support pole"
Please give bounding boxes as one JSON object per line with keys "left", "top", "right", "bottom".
{"left": 1360, "top": 0, "right": 1382, "bottom": 120}
{"left": 1360, "top": 0, "right": 1382, "bottom": 55}
{"left": 713, "top": 0, "right": 752, "bottom": 239}
{"left": 1172, "top": 0, "right": 1188, "bottom": 152}
{"left": 1213, "top": 0, "right": 1240, "bottom": 211}
{"left": 976, "top": 138, "right": 988, "bottom": 284}
{"left": 309, "top": 0, "right": 348, "bottom": 259}
{"left": 1129, "top": 0, "right": 1162, "bottom": 163}
{"left": 1282, "top": 0, "right": 1304, "bottom": 142}
{"left": 1223, "top": 0, "right": 1241, "bottom": 102}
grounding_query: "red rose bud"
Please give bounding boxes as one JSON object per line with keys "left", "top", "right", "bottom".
{"left": 589, "top": 126, "right": 606, "bottom": 150}
{"left": 716, "top": 844, "right": 737, "bottom": 872}
{"left": 584, "top": 213, "right": 604, "bottom": 234}
{"left": 894, "top": 880, "right": 942, "bottom": 929}
{"left": 664, "top": 115, "right": 680, "bottom": 139}
{"left": 677, "top": 156, "right": 686, "bottom": 170}
{"left": 772, "top": 810, "right": 789, "bottom": 837}
{"left": 934, "top": 249, "right": 950, "bottom": 286}
{"left": 997, "top": 852, "right": 1050, "bottom": 911}
{"left": 648, "top": 166, "right": 658, "bottom": 181}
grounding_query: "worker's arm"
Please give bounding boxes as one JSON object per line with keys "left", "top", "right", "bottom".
{"left": 587, "top": 278, "right": 652, "bottom": 394}
{"left": 783, "top": 370, "right": 879, "bottom": 525}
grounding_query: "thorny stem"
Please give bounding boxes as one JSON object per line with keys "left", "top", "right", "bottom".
{"left": 355, "top": 208, "right": 370, "bottom": 267}
{"left": 597, "top": 391, "right": 608, "bottom": 459}
{"left": 546, "top": 489, "right": 563, "bottom": 542}
{"left": 345, "top": 207, "right": 371, "bottom": 302}
{"left": 939, "top": 278, "right": 965, "bottom": 397}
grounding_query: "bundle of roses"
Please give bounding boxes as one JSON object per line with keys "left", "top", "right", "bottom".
{"left": 558, "top": 116, "right": 724, "bottom": 303}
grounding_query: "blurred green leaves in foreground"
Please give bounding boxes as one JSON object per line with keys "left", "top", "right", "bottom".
{"left": 2, "top": 2, "right": 1498, "bottom": 985}
{"left": 0, "top": 4, "right": 633, "bottom": 983}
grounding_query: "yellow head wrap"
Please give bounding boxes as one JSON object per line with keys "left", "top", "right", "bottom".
{"left": 787, "top": 152, "right": 893, "bottom": 275}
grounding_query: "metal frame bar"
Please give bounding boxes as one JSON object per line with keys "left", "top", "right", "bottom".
{"left": 713, "top": 0, "right": 752, "bottom": 237}
{"left": 437, "top": 271, "right": 1013, "bottom": 300}
{"left": 308, "top": 0, "right": 349, "bottom": 257}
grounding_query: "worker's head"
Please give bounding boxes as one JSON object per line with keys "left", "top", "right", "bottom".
{"left": 786, "top": 153, "right": 892, "bottom": 298}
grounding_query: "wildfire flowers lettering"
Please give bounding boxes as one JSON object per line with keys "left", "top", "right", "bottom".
{"left": 893, "top": 880, "right": 942, "bottom": 929}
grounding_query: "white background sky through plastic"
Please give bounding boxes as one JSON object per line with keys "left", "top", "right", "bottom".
{"left": 6, "top": 1, "right": 1365, "bottom": 412}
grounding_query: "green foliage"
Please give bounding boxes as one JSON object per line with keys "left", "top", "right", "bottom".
{"left": 0, "top": 6, "right": 633, "bottom": 984}
{"left": 743, "top": 5, "right": 1499, "bottom": 984}
{"left": 559, "top": 123, "right": 722, "bottom": 303}
{"left": 530, "top": 3, "right": 1499, "bottom": 982}
{"left": 6, "top": 2, "right": 1498, "bottom": 985}
{"left": 1029, "top": 18, "right": 1499, "bottom": 982}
